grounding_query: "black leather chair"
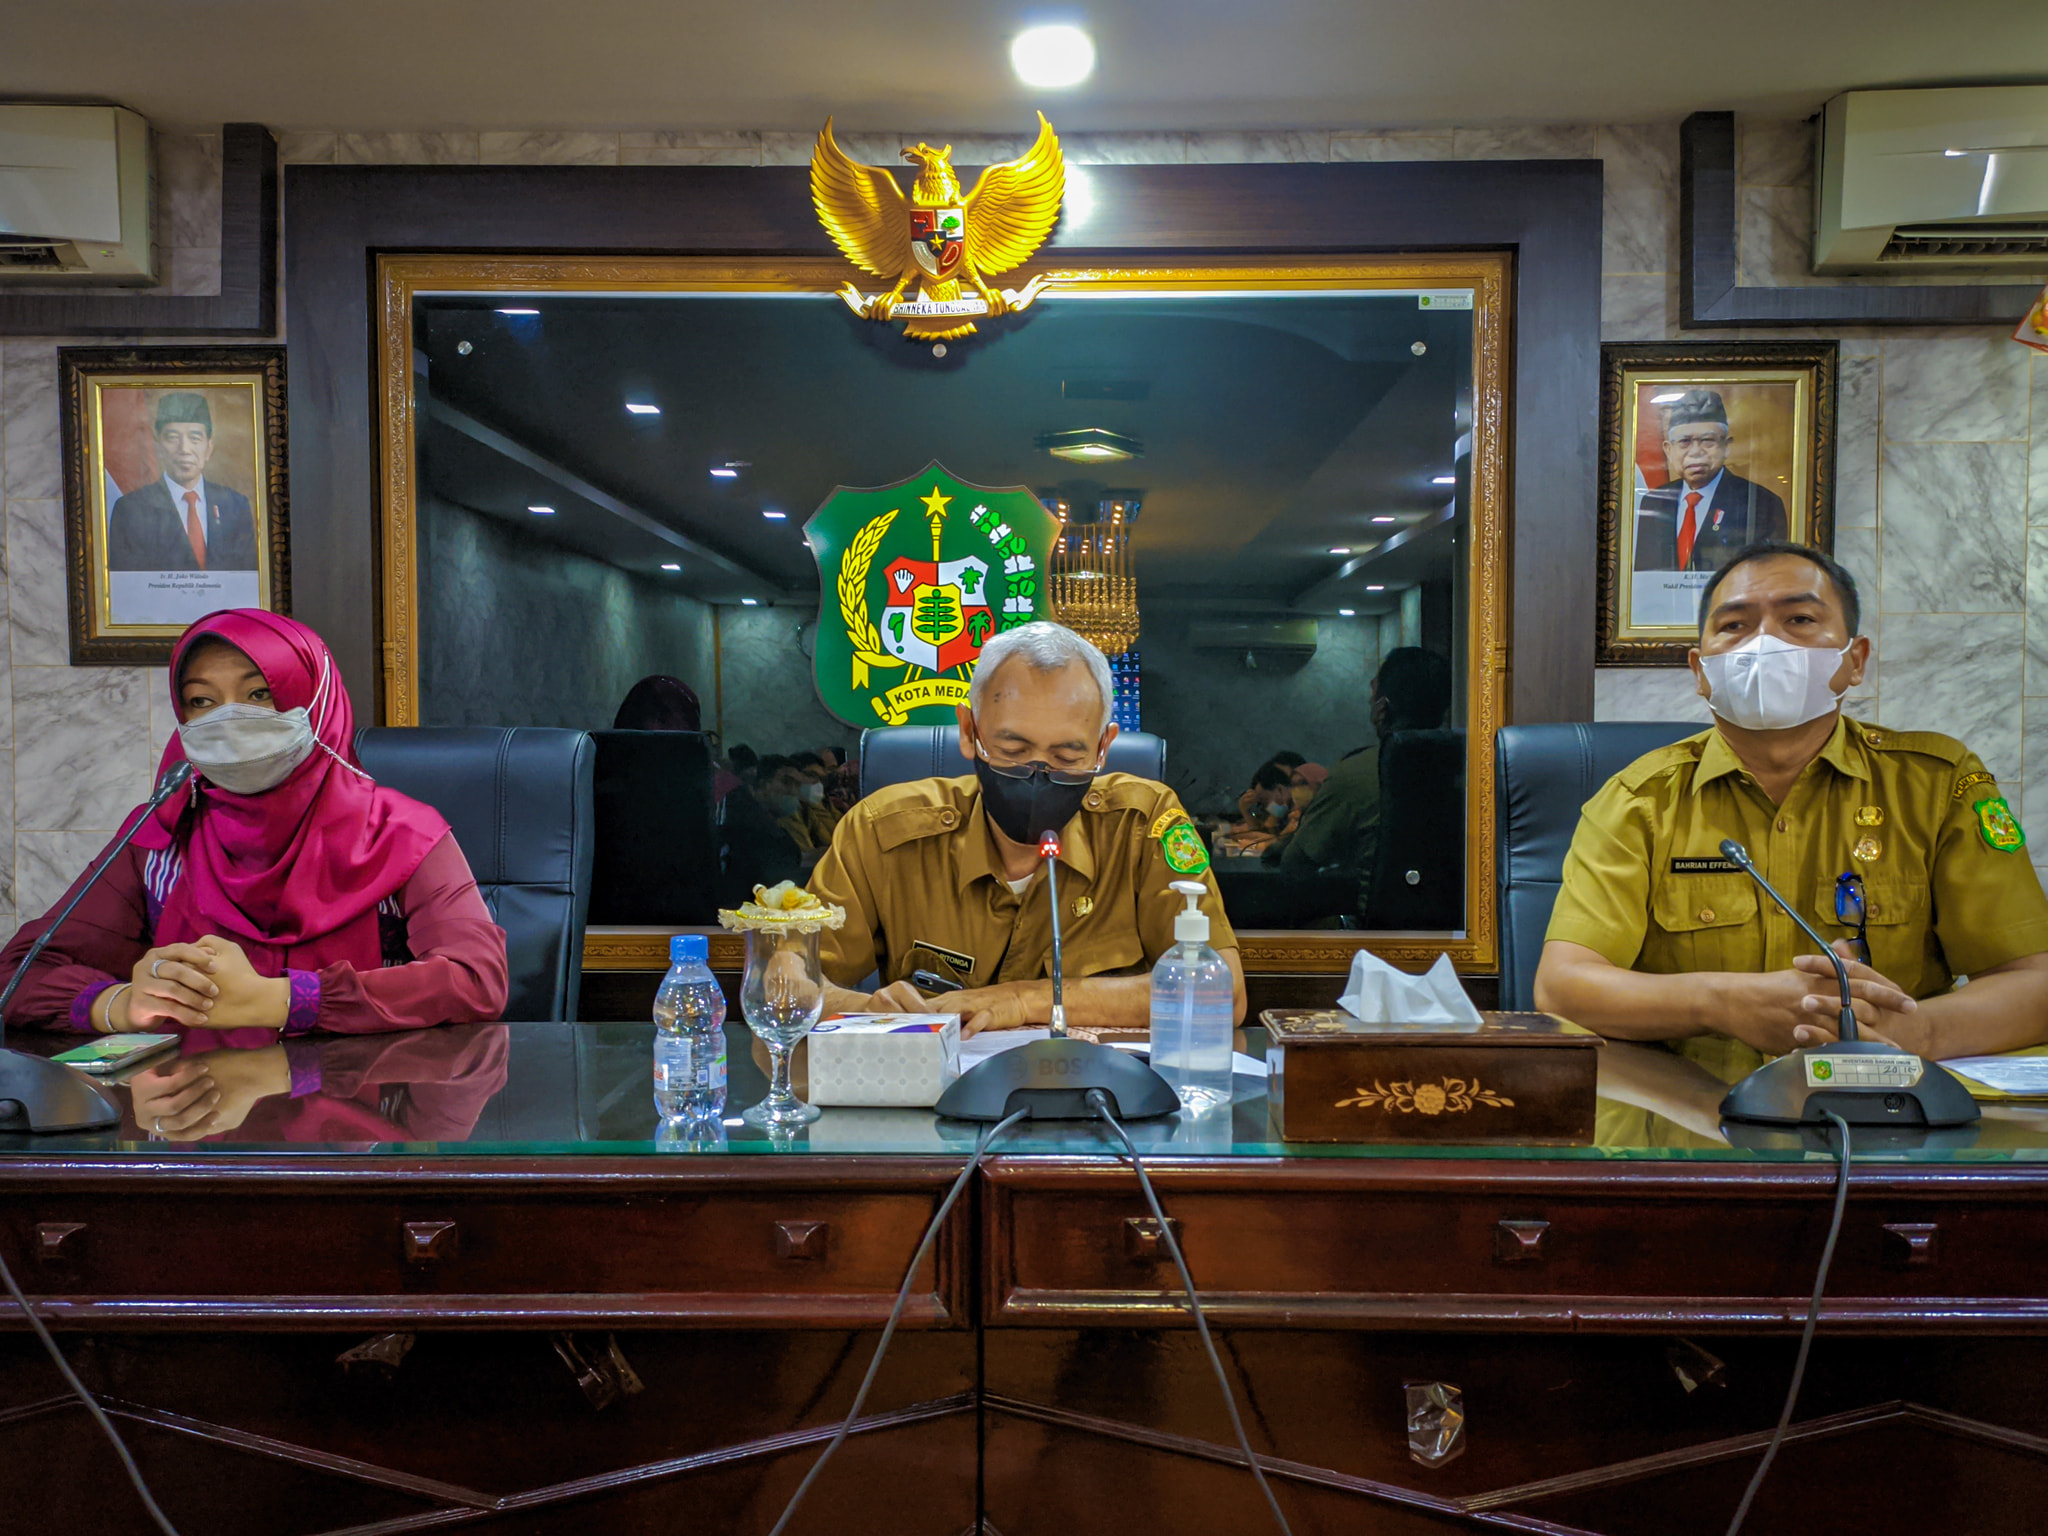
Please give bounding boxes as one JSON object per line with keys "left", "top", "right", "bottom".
{"left": 1494, "top": 721, "right": 1702, "bottom": 1010}
{"left": 858, "top": 724, "right": 1165, "bottom": 797}
{"left": 1366, "top": 728, "right": 1466, "bottom": 930}
{"left": 354, "top": 726, "right": 596, "bottom": 1022}
{"left": 586, "top": 730, "right": 718, "bottom": 925}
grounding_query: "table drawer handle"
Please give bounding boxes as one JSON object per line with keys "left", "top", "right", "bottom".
{"left": 1882, "top": 1222, "right": 1938, "bottom": 1268}
{"left": 402, "top": 1220, "right": 459, "bottom": 1267}
{"left": 1493, "top": 1218, "right": 1549, "bottom": 1264}
{"left": 36, "top": 1222, "right": 86, "bottom": 1265}
{"left": 1124, "top": 1215, "right": 1181, "bottom": 1262}
{"left": 774, "top": 1220, "right": 830, "bottom": 1260}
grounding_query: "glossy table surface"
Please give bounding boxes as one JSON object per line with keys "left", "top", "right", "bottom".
{"left": 10, "top": 1021, "right": 2048, "bottom": 1164}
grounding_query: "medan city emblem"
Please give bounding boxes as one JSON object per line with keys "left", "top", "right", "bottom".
{"left": 806, "top": 464, "right": 1059, "bottom": 725}
{"left": 811, "top": 115, "right": 1066, "bottom": 341}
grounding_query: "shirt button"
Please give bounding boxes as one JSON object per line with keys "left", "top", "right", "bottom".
{"left": 1775, "top": 818, "right": 1789, "bottom": 833}
{"left": 1699, "top": 907, "right": 1716, "bottom": 922}
{"left": 939, "top": 809, "right": 957, "bottom": 828}
{"left": 1085, "top": 791, "right": 1103, "bottom": 809}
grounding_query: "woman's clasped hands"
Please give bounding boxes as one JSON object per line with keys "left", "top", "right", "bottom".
{"left": 108, "top": 934, "right": 292, "bottom": 1032}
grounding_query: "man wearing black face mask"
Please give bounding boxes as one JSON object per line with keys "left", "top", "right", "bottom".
{"left": 807, "top": 621, "right": 1244, "bottom": 1036}
{"left": 1271, "top": 648, "right": 1452, "bottom": 887}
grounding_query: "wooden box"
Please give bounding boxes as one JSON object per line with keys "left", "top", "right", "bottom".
{"left": 1263, "top": 1009, "right": 1601, "bottom": 1145}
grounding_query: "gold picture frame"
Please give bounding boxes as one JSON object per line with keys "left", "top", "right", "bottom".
{"left": 59, "top": 346, "right": 291, "bottom": 666}
{"left": 1597, "top": 341, "right": 1837, "bottom": 665}
{"left": 375, "top": 253, "right": 1512, "bottom": 974}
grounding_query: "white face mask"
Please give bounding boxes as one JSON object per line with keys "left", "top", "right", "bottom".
{"left": 176, "top": 650, "right": 359, "bottom": 796}
{"left": 1698, "top": 633, "right": 1854, "bottom": 732}
{"left": 798, "top": 781, "right": 824, "bottom": 806}
{"left": 179, "top": 703, "right": 316, "bottom": 795}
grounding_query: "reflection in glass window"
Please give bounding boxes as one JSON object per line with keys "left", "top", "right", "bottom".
{"left": 413, "top": 286, "right": 1474, "bottom": 930}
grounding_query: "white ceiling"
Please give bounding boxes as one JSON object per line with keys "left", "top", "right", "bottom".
{"left": 5, "top": 0, "right": 2047, "bottom": 135}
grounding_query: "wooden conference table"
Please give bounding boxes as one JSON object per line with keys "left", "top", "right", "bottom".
{"left": 4, "top": 1022, "right": 2048, "bottom": 1535}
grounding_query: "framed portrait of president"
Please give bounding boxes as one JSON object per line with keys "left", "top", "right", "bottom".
{"left": 1596, "top": 341, "right": 1836, "bottom": 665}
{"left": 59, "top": 346, "right": 290, "bottom": 665}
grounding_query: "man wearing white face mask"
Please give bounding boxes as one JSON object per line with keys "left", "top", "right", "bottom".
{"left": 1536, "top": 543, "right": 2048, "bottom": 1080}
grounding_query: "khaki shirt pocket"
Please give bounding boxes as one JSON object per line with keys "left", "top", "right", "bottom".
{"left": 1064, "top": 924, "right": 1148, "bottom": 981}
{"left": 1814, "top": 877, "right": 1928, "bottom": 982}
{"left": 1648, "top": 877, "right": 1759, "bottom": 973}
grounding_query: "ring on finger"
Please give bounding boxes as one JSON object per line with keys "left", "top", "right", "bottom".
{"left": 150, "top": 958, "right": 166, "bottom": 978}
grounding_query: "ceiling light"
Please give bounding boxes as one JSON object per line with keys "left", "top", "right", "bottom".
{"left": 1329, "top": 546, "right": 1351, "bottom": 555}
{"left": 495, "top": 307, "right": 539, "bottom": 316}
{"left": 626, "top": 402, "right": 661, "bottom": 416}
{"left": 740, "top": 597, "right": 759, "bottom": 606}
{"left": 1432, "top": 474, "right": 1456, "bottom": 485}
{"left": 1338, "top": 608, "right": 1356, "bottom": 617}
{"left": 762, "top": 509, "right": 787, "bottom": 519}
{"left": 710, "top": 466, "right": 738, "bottom": 479}
{"left": 1371, "top": 515, "right": 1397, "bottom": 524}
{"left": 1010, "top": 24, "right": 1095, "bottom": 88}
{"left": 1944, "top": 148, "right": 1970, "bottom": 157}
{"left": 1366, "top": 584, "right": 1385, "bottom": 592}
{"left": 660, "top": 562, "right": 681, "bottom": 571}
{"left": 1037, "top": 427, "right": 1142, "bottom": 463}
{"left": 527, "top": 504, "right": 554, "bottom": 515}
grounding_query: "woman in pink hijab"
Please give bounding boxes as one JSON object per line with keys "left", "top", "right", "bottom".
{"left": 1, "top": 612, "right": 508, "bottom": 1081}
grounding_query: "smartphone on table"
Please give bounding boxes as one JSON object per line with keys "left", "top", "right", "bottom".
{"left": 51, "top": 1033, "right": 182, "bottom": 1074}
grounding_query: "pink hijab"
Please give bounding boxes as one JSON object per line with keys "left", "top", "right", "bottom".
{"left": 129, "top": 611, "right": 449, "bottom": 976}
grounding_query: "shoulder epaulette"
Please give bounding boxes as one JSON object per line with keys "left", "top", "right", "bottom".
{"left": 1861, "top": 727, "right": 1967, "bottom": 766}
{"left": 1614, "top": 730, "right": 1713, "bottom": 794}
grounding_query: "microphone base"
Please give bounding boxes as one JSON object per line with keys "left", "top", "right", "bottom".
{"left": 0, "top": 1049, "right": 121, "bottom": 1135}
{"left": 936, "top": 1038, "right": 1180, "bottom": 1122}
{"left": 1719, "top": 1042, "right": 1981, "bottom": 1129}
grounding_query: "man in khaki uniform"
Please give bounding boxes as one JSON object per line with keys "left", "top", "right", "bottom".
{"left": 811, "top": 621, "right": 1245, "bottom": 1035}
{"left": 1537, "top": 543, "right": 2048, "bottom": 1081}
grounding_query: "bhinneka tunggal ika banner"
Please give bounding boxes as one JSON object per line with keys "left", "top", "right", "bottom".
{"left": 805, "top": 463, "right": 1060, "bottom": 726}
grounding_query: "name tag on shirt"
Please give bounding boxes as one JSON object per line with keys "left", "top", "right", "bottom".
{"left": 1670, "top": 857, "right": 1741, "bottom": 874}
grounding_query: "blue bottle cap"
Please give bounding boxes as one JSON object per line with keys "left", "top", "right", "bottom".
{"left": 671, "top": 933, "right": 709, "bottom": 965}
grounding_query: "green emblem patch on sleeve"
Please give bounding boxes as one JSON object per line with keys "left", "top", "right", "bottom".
{"left": 1159, "top": 820, "right": 1211, "bottom": 876}
{"left": 1975, "top": 795, "right": 2027, "bottom": 853}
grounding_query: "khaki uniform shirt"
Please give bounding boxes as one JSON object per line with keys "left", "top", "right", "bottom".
{"left": 1547, "top": 716, "right": 2048, "bottom": 1084}
{"left": 809, "top": 772, "right": 1236, "bottom": 991}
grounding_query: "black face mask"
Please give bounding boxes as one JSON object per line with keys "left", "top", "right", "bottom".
{"left": 973, "top": 757, "right": 1097, "bottom": 845}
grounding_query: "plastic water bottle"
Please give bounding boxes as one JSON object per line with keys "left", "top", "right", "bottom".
{"left": 653, "top": 934, "right": 727, "bottom": 1120}
{"left": 1150, "top": 879, "right": 1235, "bottom": 1112}
{"left": 656, "top": 1108, "right": 728, "bottom": 1153}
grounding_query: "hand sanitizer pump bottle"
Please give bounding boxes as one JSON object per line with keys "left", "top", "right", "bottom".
{"left": 1149, "top": 879, "right": 1234, "bottom": 1112}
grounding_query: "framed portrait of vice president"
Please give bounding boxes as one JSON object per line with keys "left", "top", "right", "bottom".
{"left": 59, "top": 346, "right": 290, "bottom": 666}
{"left": 1596, "top": 341, "right": 1837, "bottom": 665}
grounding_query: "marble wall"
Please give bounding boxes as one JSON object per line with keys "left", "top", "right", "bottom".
{"left": 418, "top": 495, "right": 714, "bottom": 731}
{"left": 4, "top": 116, "right": 2045, "bottom": 934}
{"left": 1136, "top": 607, "right": 1383, "bottom": 814}
{"left": 712, "top": 606, "right": 861, "bottom": 765}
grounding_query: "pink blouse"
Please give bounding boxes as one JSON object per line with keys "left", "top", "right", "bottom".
{"left": 0, "top": 832, "right": 508, "bottom": 1035}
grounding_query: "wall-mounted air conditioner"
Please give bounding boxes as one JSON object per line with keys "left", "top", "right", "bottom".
{"left": 1815, "top": 86, "right": 2048, "bottom": 273}
{"left": 0, "top": 105, "right": 155, "bottom": 283}
{"left": 1187, "top": 618, "right": 1319, "bottom": 658}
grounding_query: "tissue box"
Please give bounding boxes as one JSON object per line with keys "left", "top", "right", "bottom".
{"left": 805, "top": 1015, "right": 961, "bottom": 1108}
{"left": 1264, "top": 1010, "right": 1601, "bottom": 1145}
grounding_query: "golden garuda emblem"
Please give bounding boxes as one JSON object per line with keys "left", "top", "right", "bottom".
{"left": 811, "top": 114, "right": 1065, "bottom": 342}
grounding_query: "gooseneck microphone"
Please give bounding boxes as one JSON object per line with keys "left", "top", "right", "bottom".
{"left": 1718, "top": 838, "right": 1857, "bottom": 1042}
{"left": 933, "top": 821, "right": 1178, "bottom": 1122}
{"left": 0, "top": 760, "right": 194, "bottom": 1133}
{"left": 1040, "top": 831, "right": 1068, "bottom": 1038}
{"left": 1712, "top": 832, "right": 1979, "bottom": 1129}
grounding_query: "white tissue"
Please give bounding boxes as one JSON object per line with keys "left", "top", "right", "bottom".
{"left": 1336, "top": 951, "right": 1484, "bottom": 1030}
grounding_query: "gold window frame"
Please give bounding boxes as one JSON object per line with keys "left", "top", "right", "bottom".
{"left": 375, "top": 252, "right": 1512, "bottom": 974}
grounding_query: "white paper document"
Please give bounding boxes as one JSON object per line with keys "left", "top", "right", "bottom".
{"left": 956, "top": 1027, "right": 1267, "bottom": 1079}
{"left": 1942, "top": 1055, "right": 2048, "bottom": 1097}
